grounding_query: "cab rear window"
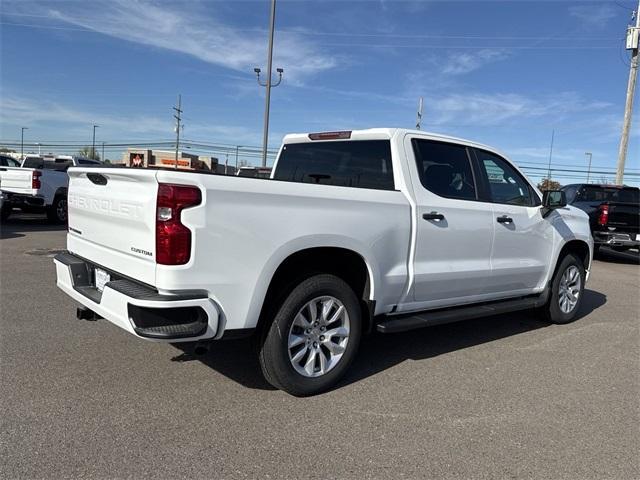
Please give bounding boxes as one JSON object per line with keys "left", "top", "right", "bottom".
{"left": 274, "top": 140, "right": 394, "bottom": 191}
{"left": 580, "top": 186, "right": 639, "bottom": 203}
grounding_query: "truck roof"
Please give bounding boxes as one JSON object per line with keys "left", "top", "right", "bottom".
{"left": 282, "top": 128, "right": 497, "bottom": 152}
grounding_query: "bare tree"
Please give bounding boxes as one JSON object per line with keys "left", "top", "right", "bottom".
{"left": 78, "top": 146, "right": 100, "bottom": 161}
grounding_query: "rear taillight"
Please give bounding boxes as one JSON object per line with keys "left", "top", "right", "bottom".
{"left": 155, "top": 183, "right": 201, "bottom": 265}
{"left": 32, "top": 170, "right": 42, "bottom": 189}
{"left": 597, "top": 204, "right": 609, "bottom": 226}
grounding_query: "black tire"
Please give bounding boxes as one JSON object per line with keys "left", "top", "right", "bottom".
{"left": 257, "top": 274, "right": 362, "bottom": 396}
{"left": 0, "top": 204, "right": 11, "bottom": 222}
{"left": 542, "top": 253, "right": 585, "bottom": 324}
{"left": 46, "top": 196, "right": 67, "bottom": 224}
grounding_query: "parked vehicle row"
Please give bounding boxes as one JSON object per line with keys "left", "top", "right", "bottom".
{"left": 0, "top": 155, "right": 102, "bottom": 223}
{"left": 54, "top": 128, "right": 593, "bottom": 395}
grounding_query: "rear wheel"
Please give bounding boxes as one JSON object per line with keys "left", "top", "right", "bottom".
{"left": 257, "top": 274, "right": 362, "bottom": 396}
{"left": 46, "top": 196, "right": 67, "bottom": 224}
{"left": 543, "top": 254, "right": 585, "bottom": 324}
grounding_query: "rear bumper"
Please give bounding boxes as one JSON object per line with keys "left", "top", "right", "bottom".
{"left": 54, "top": 252, "right": 219, "bottom": 342}
{"left": 1, "top": 191, "right": 45, "bottom": 207}
{"left": 593, "top": 231, "right": 639, "bottom": 248}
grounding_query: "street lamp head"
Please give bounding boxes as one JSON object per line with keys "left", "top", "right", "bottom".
{"left": 276, "top": 68, "right": 284, "bottom": 74}
{"left": 254, "top": 67, "right": 261, "bottom": 74}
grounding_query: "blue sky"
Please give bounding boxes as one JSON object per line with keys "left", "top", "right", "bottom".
{"left": 1, "top": 0, "right": 638, "bottom": 185}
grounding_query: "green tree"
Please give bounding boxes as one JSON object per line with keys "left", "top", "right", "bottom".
{"left": 77, "top": 146, "right": 101, "bottom": 161}
{"left": 0, "top": 147, "right": 16, "bottom": 153}
{"left": 537, "top": 178, "right": 561, "bottom": 192}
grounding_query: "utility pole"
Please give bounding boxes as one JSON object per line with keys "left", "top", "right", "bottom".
{"left": 585, "top": 152, "right": 593, "bottom": 184}
{"left": 616, "top": 2, "right": 640, "bottom": 185}
{"left": 547, "top": 129, "right": 555, "bottom": 180}
{"left": 173, "top": 94, "right": 182, "bottom": 169}
{"left": 416, "top": 97, "right": 423, "bottom": 130}
{"left": 235, "top": 145, "right": 240, "bottom": 172}
{"left": 102, "top": 142, "right": 105, "bottom": 162}
{"left": 255, "top": 0, "right": 284, "bottom": 167}
{"left": 92, "top": 125, "right": 99, "bottom": 159}
{"left": 21, "top": 127, "right": 28, "bottom": 160}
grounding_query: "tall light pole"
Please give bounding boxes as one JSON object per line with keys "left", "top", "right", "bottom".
{"left": 416, "top": 97, "right": 423, "bottom": 130}
{"left": 585, "top": 152, "right": 593, "bottom": 184}
{"left": 616, "top": 1, "right": 640, "bottom": 185}
{"left": 102, "top": 141, "right": 105, "bottom": 163}
{"left": 92, "top": 125, "right": 99, "bottom": 159}
{"left": 546, "top": 129, "right": 555, "bottom": 180}
{"left": 255, "top": 0, "right": 284, "bottom": 167}
{"left": 20, "top": 127, "right": 28, "bottom": 160}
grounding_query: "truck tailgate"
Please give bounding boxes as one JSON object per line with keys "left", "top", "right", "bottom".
{"left": 607, "top": 202, "right": 640, "bottom": 233}
{"left": 0, "top": 167, "right": 36, "bottom": 195}
{"left": 66, "top": 168, "right": 159, "bottom": 285}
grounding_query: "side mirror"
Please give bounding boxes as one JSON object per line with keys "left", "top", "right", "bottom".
{"left": 542, "top": 190, "right": 567, "bottom": 217}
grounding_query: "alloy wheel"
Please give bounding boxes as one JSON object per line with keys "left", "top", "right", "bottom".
{"left": 287, "top": 296, "right": 350, "bottom": 378}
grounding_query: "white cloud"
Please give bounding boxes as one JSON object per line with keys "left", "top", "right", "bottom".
{"left": 0, "top": 94, "right": 277, "bottom": 147}
{"left": 429, "top": 92, "right": 612, "bottom": 126}
{"left": 0, "top": 96, "right": 172, "bottom": 136}
{"left": 569, "top": 4, "right": 616, "bottom": 28}
{"left": 441, "top": 49, "right": 509, "bottom": 76}
{"left": 7, "top": 0, "right": 339, "bottom": 82}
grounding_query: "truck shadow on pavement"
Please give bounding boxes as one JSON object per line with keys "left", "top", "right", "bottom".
{"left": 171, "top": 289, "right": 606, "bottom": 393}
{"left": 595, "top": 247, "right": 639, "bottom": 265}
{"left": 0, "top": 214, "right": 66, "bottom": 239}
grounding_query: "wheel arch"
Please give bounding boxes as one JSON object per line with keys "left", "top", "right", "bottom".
{"left": 554, "top": 239, "right": 591, "bottom": 276}
{"left": 53, "top": 186, "right": 68, "bottom": 199}
{"left": 254, "top": 245, "right": 378, "bottom": 337}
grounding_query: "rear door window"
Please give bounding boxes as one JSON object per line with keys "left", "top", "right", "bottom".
{"left": 411, "top": 139, "right": 477, "bottom": 201}
{"left": 273, "top": 140, "right": 394, "bottom": 190}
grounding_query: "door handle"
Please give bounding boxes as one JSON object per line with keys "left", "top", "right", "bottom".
{"left": 423, "top": 212, "right": 445, "bottom": 221}
{"left": 497, "top": 215, "right": 513, "bottom": 224}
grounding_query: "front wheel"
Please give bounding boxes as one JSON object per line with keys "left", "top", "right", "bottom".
{"left": 258, "top": 274, "right": 362, "bottom": 396}
{"left": 543, "top": 254, "right": 585, "bottom": 324}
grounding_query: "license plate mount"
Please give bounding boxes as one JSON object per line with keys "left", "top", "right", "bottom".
{"left": 95, "top": 268, "right": 111, "bottom": 292}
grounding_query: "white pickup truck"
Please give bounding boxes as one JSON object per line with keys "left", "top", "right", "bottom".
{"left": 0, "top": 156, "right": 101, "bottom": 223}
{"left": 54, "top": 128, "right": 593, "bottom": 395}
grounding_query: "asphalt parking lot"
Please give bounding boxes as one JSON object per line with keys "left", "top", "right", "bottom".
{"left": 1, "top": 213, "right": 639, "bottom": 479}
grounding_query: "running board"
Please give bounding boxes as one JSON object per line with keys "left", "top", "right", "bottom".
{"left": 376, "top": 291, "right": 549, "bottom": 334}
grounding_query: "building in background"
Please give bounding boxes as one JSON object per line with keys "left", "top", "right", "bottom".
{"left": 121, "top": 149, "right": 235, "bottom": 174}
